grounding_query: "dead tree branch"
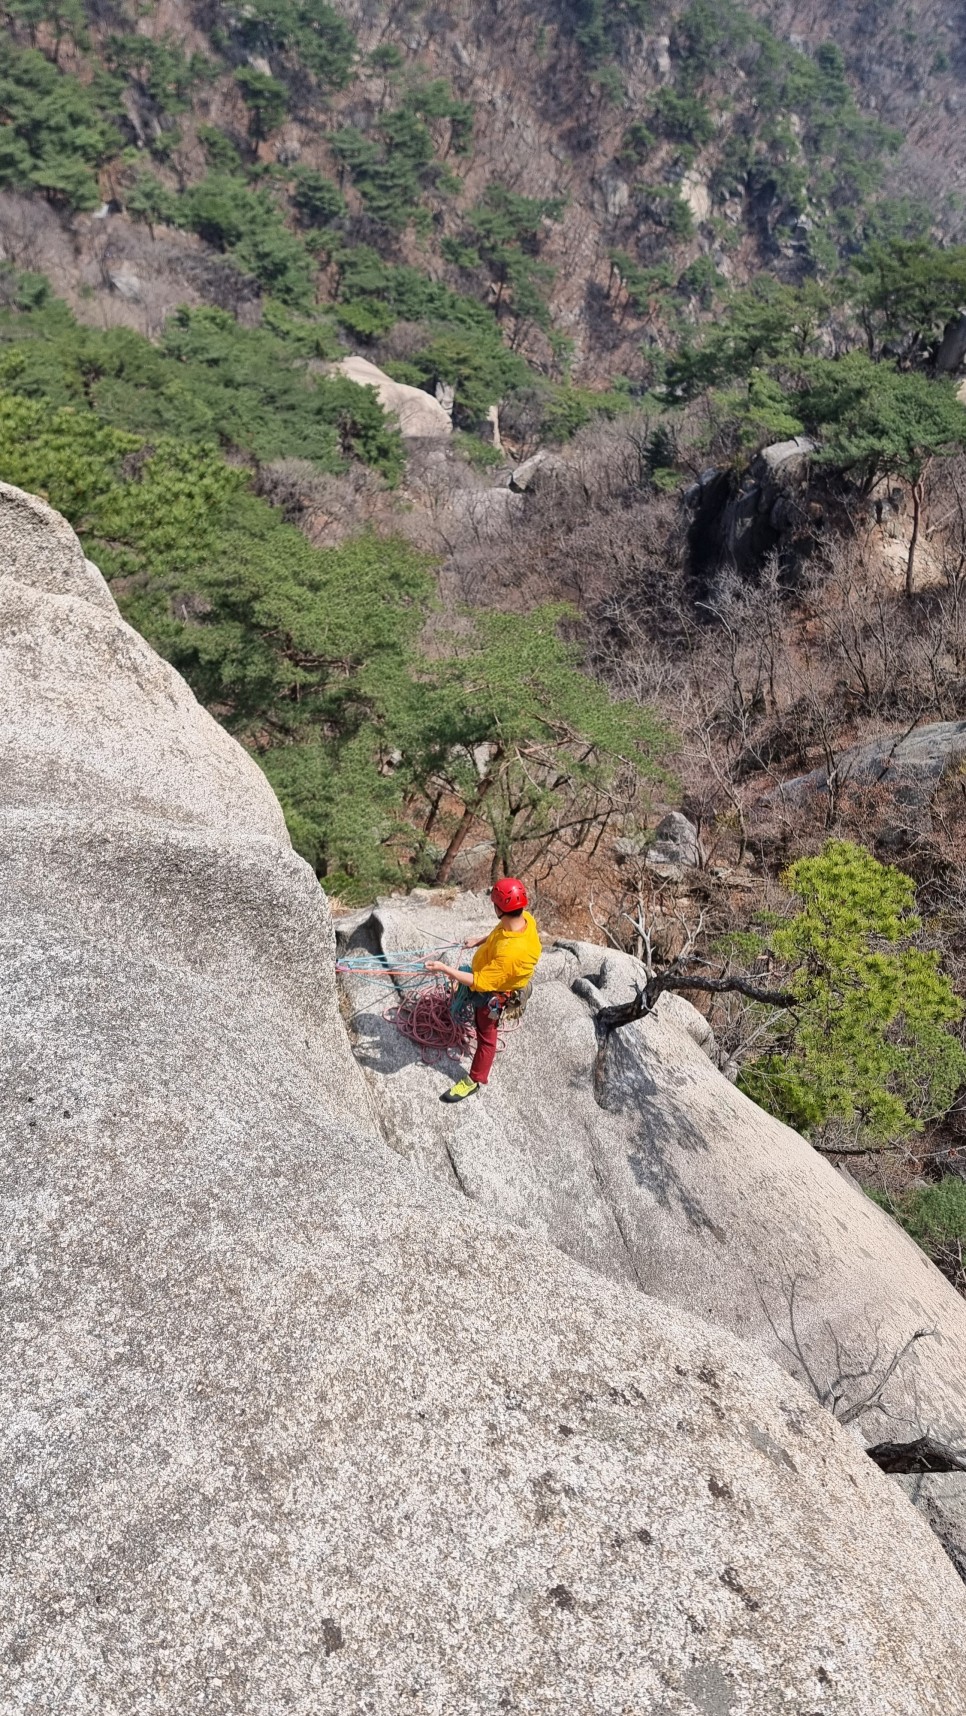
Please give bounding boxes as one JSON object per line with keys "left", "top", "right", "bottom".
{"left": 596, "top": 969, "right": 795, "bottom": 1035}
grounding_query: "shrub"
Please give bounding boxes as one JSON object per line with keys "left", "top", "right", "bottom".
{"left": 235, "top": 67, "right": 288, "bottom": 147}
{"left": 0, "top": 287, "right": 401, "bottom": 480}
{"left": 291, "top": 166, "right": 346, "bottom": 228}
{"left": 741, "top": 841, "right": 966, "bottom": 1146}
{"left": 213, "top": 0, "right": 357, "bottom": 90}
{"left": 652, "top": 87, "right": 715, "bottom": 146}
{"left": 619, "top": 121, "right": 655, "bottom": 166}
{"left": 870, "top": 1178, "right": 966, "bottom": 1289}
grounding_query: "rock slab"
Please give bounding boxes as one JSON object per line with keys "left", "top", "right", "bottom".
{"left": 3, "top": 487, "right": 966, "bottom": 1713}
{"left": 340, "top": 897, "right": 966, "bottom": 1451}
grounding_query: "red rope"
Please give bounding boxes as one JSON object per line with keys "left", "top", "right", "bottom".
{"left": 388, "top": 981, "right": 474, "bottom": 1064}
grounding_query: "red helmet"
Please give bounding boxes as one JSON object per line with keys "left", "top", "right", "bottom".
{"left": 491, "top": 876, "right": 528, "bottom": 913}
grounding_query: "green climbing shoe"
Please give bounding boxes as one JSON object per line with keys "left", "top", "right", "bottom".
{"left": 440, "top": 1077, "right": 479, "bottom": 1104}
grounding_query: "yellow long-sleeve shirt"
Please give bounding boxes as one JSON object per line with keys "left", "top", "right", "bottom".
{"left": 470, "top": 911, "right": 542, "bottom": 994}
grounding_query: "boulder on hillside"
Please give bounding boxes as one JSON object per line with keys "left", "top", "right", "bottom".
{"left": 339, "top": 895, "right": 966, "bottom": 1453}
{"left": 751, "top": 435, "right": 817, "bottom": 482}
{"left": 759, "top": 721, "right": 966, "bottom": 822}
{"left": 327, "top": 354, "right": 453, "bottom": 438}
{"left": 646, "top": 810, "right": 704, "bottom": 868}
{"left": 687, "top": 441, "right": 815, "bottom": 582}
{"left": 508, "top": 448, "right": 566, "bottom": 492}
{"left": 4, "top": 485, "right": 966, "bottom": 1713}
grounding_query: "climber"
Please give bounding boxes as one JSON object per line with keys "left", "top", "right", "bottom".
{"left": 424, "top": 877, "right": 542, "bottom": 1104}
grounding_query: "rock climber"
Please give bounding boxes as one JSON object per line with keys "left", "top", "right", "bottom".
{"left": 424, "top": 877, "right": 542, "bottom": 1104}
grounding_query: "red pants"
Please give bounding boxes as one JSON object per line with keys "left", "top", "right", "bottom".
{"left": 470, "top": 1003, "right": 500, "bottom": 1084}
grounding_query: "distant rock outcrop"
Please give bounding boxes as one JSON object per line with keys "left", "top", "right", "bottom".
{"left": 759, "top": 720, "right": 966, "bottom": 826}
{"left": 4, "top": 484, "right": 966, "bottom": 1712}
{"left": 686, "top": 440, "right": 816, "bottom": 586}
{"left": 328, "top": 353, "right": 453, "bottom": 438}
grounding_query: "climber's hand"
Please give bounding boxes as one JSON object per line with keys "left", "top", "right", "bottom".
{"left": 424, "top": 960, "right": 463, "bottom": 984}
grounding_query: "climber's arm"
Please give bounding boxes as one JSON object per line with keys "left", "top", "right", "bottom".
{"left": 424, "top": 959, "right": 470, "bottom": 984}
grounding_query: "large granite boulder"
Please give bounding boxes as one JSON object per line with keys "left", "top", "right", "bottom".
{"left": 759, "top": 720, "right": 966, "bottom": 824}
{"left": 4, "top": 485, "right": 966, "bottom": 1712}
{"left": 327, "top": 354, "right": 452, "bottom": 439}
{"left": 339, "top": 895, "right": 966, "bottom": 1450}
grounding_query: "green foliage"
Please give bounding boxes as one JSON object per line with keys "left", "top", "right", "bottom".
{"left": 609, "top": 250, "right": 673, "bottom": 316}
{"left": 676, "top": 255, "right": 723, "bottom": 306}
{"left": 213, "top": 0, "right": 356, "bottom": 89}
{"left": 638, "top": 182, "right": 694, "bottom": 239}
{"left": 330, "top": 82, "right": 469, "bottom": 229}
{"left": 652, "top": 87, "right": 714, "bottom": 146}
{"left": 291, "top": 165, "right": 346, "bottom": 228}
{"left": 671, "top": 0, "right": 750, "bottom": 84}
{"left": 444, "top": 184, "right": 565, "bottom": 337}
{"left": 4, "top": 0, "right": 87, "bottom": 58}
{"left": 0, "top": 388, "right": 140, "bottom": 520}
{"left": 124, "top": 168, "right": 179, "bottom": 232}
{"left": 710, "top": 370, "right": 805, "bottom": 456}
{"left": 741, "top": 842, "right": 966, "bottom": 1146}
{"left": 666, "top": 277, "right": 832, "bottom": 393}
{"left": 235, "top": 67, "right": 289, "bottom": 145}
{"left": 408, "top": 77, "right": 473, "bottom": 153}
{"left": 619, "top": 121, "right": 654, "bottom": 166}
{"left": 330, "top": 109, "right": 430, "bottom": 229}
{"left": 570, "top": 0, "right": 651, "bottom": 63}
{"left": 0, "top": 287, "right": 402, "bottom": 480}
{"left": 178, "top": 174, "right": 315, "bottom": 306}
{"left": 367, "top": 42, "right": 403, "bottom": 76}
{"left": 452, "top": 430, "right": 504, "bottom": 470}
{"left": 329, "top": 244, "right": 540, "bottom": 418}
{"left": 404, "top": 330, "right": 528, "bottom": 425}
{"left": 851, "top": 239, "right": 966, "bottom": 360}
{"left": 501, "top": 377, "right": 633, "bottom": 443}
{"left": 664, "top": 273, "right": 966, "bottom": 481}
{"left": 870, "top": 1178, "right": 966, "bottom": 1273}
{"left": 0, "top": 279, "right": 667, "bottom": 896}
{"left": 0, "top": 390, "right": 247, "bottom": 598}
{"left": 104, "top": 34, "right": 211, "bottom": 119}
{"left": 379, "top": 604, "right": 671, "bottom": 877}
{"left": 260, "top": 734, "right": 407, "bottom": 897}
{"left": 197, "top": 123, "right": 243, "bottom": 173}
{"left": 798, "top": 353, "right": 966, "bottom": 489}
{"left": 860, "top": 196, "right": 934, "bottom": 247}
{"left": 0, "top": 37, "right": 118, "bottom": 208}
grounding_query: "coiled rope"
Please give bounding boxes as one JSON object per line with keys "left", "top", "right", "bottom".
{"left": 390, "top": 981, "right": 475, "bottom": 1063}
{"left": 336, "top": 944, "right": 504, "bottom": 1063}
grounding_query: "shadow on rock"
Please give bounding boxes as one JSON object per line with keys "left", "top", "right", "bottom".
{"left": 599, "top": 1023, "right": 724, "bottom": 1239}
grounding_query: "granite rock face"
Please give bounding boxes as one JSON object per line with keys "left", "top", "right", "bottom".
{"left": 893, "top": 1473, "right": 966, "bottom": 1582}
{"left": 328, "top": 353, "right": 453, "bottom": 438}
{"left": 4, "top": 486, "right": 966, "bottom": 1714}
{"left": 759, "top": 721, "right": 966, "bottom": 821}
{"left": 340, "top": 896, "right": 966, "bottom": 1449}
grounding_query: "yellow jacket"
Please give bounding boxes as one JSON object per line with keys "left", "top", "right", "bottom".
{"left": 470, "top": 911, "right": 542, "bottom": 994}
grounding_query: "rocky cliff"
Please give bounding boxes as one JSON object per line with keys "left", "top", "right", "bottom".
{"left": 339, "top": 893, "right": 966, "bottom": 1446}
{"left": 4, "top": 482, "right": 966, "bottom": 1714}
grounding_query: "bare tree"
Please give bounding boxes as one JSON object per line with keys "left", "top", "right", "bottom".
{"left": 758, "top": 1273, "right": 936, "bottom": 1430}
